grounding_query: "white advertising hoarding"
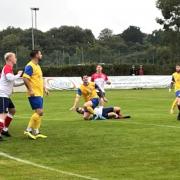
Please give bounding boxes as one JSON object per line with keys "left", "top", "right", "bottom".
{"left": 13, "top": 76, "right": 171, "bottom": 92}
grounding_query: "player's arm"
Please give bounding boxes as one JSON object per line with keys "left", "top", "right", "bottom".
{"left": 105, "top": 75, "right": 111, "bottom": 85}
{"left": 95, "top": 83, "right": 104, "bottom": 98}
{"left": 70, "top": 88, "right": 81, "bottom": 111}
{"left": 43, "top": 78, "right": 49, "bottom": 95}
{"left": 23, "top": 65, "right": 34, "bottom": 96}
{"left": 91, "top": 75, "right": 94, "bottom": 82}
{"left": 13, "top": 78, "right": 24, "bottom": 87}
{"left": 4, "top": 66, "right": 23, "bottom": 81}
{"left": 169, "top": 76, "right": 175, "bottom": 92}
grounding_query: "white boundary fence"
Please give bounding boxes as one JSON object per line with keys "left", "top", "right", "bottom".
{"left": 13, "top": 76, "right": 172, "bottom": 92}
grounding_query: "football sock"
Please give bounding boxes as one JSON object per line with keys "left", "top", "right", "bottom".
{"left": 4, "top": 113, "right": 13, "bottom": 131}
{"left": 27, "top": 113, "right": 39, "bottom": 130}
{"left": 34, "top": 115, "right": 42, "bottom": 129}
{"left": 171, "top": 99, "right": 177, "bottom": 110}
{"left": 34, "top": 129, "right": 39, "bottom": 135}
{"left": 86, "top": 106, "right": 94, "bottom": 114}
{"left": 0, "top": 120, "right": 4, "bottom": 134}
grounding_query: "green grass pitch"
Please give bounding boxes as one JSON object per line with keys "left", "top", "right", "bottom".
{"left": 1, "top": 89, "right": 180, "bottom": 180}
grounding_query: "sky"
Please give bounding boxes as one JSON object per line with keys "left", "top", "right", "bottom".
{"left": 0, "top": 0, "right": 162, "bottom": 37}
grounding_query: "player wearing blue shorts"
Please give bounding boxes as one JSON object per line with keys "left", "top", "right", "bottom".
{"left": 70, "top": 75, "right": 105, "bottom": 120}
{"left": 23, "top": 50, "right": 49, "bottom": 140}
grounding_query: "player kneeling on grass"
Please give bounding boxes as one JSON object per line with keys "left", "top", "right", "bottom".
{"left": 23, "top": 50, "right": 49, "bottom": 140}
{"left": 0, "top": 52, "right": 23, "bottom": 141}
{"left": 76, "top": 106, "right": 131, "bottom": 120}
{"left": 70, "top": 75, "right": 105, "bottom": 117}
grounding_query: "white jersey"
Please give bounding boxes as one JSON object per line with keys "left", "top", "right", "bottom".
{"left": 0, "top": 64, "right": 20, "bottom": 98}
{"left": 94, "top": 106, "right": 103, "bottom": 116}
{"left": 91, "top": 73, "right": 108, "bottom": 93}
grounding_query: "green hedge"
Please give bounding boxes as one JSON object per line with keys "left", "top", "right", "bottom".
{"left": 39, "top": 64, "right": 174, "bottom": 77}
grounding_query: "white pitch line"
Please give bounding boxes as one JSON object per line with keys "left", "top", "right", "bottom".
{"left": 0, "top": 152, "right": 99, "bottom": 180}
{"left": 105, "top": 120, "right": 180, "bottom": 129}
{"left": 130, "top": 122, "right": 180, "bottom": 129}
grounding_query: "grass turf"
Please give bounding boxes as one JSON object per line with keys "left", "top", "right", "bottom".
{"left": 1, "top": 89, "right": 180, "bottom": 180}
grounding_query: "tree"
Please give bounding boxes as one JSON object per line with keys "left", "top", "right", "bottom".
{"left": 156, "top": 0, "right": 180, "bottom": 31}
{"left": 121, "top": 26, "right": 145, "bottom": 44}
{"left": 98, "top": 28, "right": 113, "bottom": 40}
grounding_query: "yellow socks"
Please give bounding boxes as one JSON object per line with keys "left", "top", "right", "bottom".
{"left": 27, "top": 113, "right": 41, "bottom": 130}
{"left": 86, "top": 106, "right": 94, "bottom": 114}
{"left": 171, "top": 99, "right": 177, "bottom": 110}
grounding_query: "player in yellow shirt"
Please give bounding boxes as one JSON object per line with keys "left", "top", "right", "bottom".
{"left": 70, "top": 75, "right": 105, "bottom": 120}
{"left": 169, "top": 65, "right": 180, "bottom": 120}
{"left": 23, "top": 50, "right": 49, "bottom": 139}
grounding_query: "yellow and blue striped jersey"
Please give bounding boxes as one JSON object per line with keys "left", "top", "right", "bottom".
{"left": 77, "top": 82, "right": 99, "bottom": 102}
{"left": 23, "top": 61, "right": 44, "bottom": 97}
{"left": 172, "top": 72, "right": 180, "bottom": 92}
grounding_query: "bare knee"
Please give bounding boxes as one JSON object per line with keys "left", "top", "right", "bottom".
{"left": 9, "top": 108, "right": 16, "bottom": 116}
{"left": 114, "top": 106, "right": 121, "bottom": 112}
{"left": 36, "top": 109, "right": 43, "bottom": 116}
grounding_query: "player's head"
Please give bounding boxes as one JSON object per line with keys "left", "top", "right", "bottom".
{"left": 176, "top": 65, "right": 180, "bottom": 73}
{"left": 76, "top": 107, "right": 84, "bottom": 114}
{"left": 4, "top": 52, "right": 17, "bottom": 65}
{"left": 30, "top": 50, "right": 42, "bottom": 61}
{"left": 81, "top": 75, "right": 89, "bottom": 84}
{"left": 96, "top": 65, "right": 103, "bottom": 73}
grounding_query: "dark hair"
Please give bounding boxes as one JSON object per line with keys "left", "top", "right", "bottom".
{"left": 81, "top": 75, "right": 88, "bottom": 79}
{"left": 30, "top": 50, "right": 40, "bottom": 58}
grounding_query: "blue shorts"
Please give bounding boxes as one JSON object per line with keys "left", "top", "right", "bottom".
{"left": 28, "top": 96, "right": 43, "bottom": 110}
{"left": 91, "top": 98, "right": 99, "bottom": 109}
{"left": 176, "top": 91, "right": 180, "bottom": 97}
{"left": 0, "top": 97, "right": 9, "bottom": 113}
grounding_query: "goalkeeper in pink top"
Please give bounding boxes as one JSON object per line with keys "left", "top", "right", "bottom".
{"left": 91, "top": 65, "right": 111, "bottom": 104}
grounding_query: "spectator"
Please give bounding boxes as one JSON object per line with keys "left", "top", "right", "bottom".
{"left": 130, "top": 65, "right": 137, "bottom": 76}
{"left": 137, "top": 65, "right": 145, "bottom": 75}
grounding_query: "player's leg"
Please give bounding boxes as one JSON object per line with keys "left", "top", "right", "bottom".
{"left": 170, "top": 98, "right": 177, "bottom": 114}
{"left": 113, "top": 107, "right": 121, "bottom": 116}
{"left": 83, "top": 111, "right": 91, "bottom": 120}
{"left": 102, "top": 107, "right": 115, "bottom": 119}
{"left": 84, "top": 98, "right": 99, "bottom": 115}
{"left": 113, "top": 106, "right": 131, "bottom": 119}
{"left": 176, "top": 92, "right": 180, "bottom": 120}
{"left": 84, "top": 101, "right": 94, "bottom": 115}
{"left": 2, "top": 99, "right": 16, "bottom": 137}
{"left": 0, "top": 97, "right": 9, "bottom": 141}
{"left": 24, "top": 96, "right": 44, "bottom": 139}
{"left": 98, "top": 92, "right": 107, "bottom": 106}
{"left": 33, "top": 108, "right": 47, "bottom": 138}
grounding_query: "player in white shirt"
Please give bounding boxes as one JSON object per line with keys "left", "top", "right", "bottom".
{"left": 76, "top": 106, "right": 131, "bottom": 120}
{"left": 0, "top": 52, "right": 23, "bottom": 141}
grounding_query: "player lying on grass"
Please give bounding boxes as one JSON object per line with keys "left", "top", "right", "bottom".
{"left": 169, "top": 64, "right": 180, "bottom": 120}
{"left": 0, "top": 52, "right": 23, "bottom": 141}
{"left": 70, "top": 75, "right": 106, "bottom": 116}
{"left": 76, "top": 106, "right": 131, "bottom": 120}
